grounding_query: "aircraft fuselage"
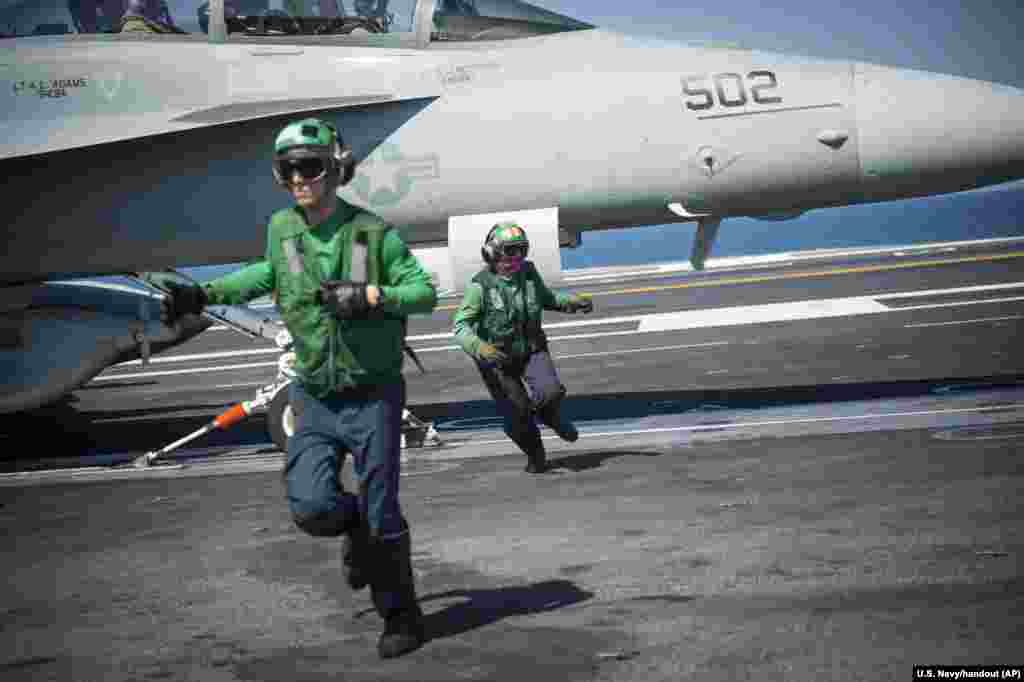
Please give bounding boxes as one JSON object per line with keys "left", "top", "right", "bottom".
{"left": 3, "top": 29, "right": 1024, "bottom": 284}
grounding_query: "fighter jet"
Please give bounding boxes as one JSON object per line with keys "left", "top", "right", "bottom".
{"left": 2, "top": 0, "right": 1023, "bottom": 413}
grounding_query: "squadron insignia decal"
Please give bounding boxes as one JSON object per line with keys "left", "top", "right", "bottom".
{"left": 12, "top": 77, "right": 88, "bottom": 98}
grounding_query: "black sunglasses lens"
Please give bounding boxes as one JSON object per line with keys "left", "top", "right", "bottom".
{"left": 503, "top": 245, "right": 527, "bottom": 257}
{"left": 281, "top": 159, "right": 326, "bottom": 182}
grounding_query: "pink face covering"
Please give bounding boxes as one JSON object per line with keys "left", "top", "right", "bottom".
{"left": 495, "top": 255, "right": 525, "bottom": 276}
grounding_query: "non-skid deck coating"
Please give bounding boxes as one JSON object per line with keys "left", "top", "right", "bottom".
{"left": 1, "top": 422, "right": 1020, "bottom": 681}
{"left": 1, "top": 240, "right": 1022, "bottom": 680}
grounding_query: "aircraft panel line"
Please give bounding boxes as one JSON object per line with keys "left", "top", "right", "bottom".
{"left": 696, "top": 102, "right": 845, "bottom": 119}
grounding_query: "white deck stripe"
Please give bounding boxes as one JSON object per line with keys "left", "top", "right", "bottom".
{"left": 92, "top": 361, "right": 279, "bottom": 381}
{"left": 93, "top": 281, "right": 1024, "bottom": 381}
{"left": 638, "top": 285, "right": 1024, "bottom": 334}
{"left": 639, "top": 297, "right": 889, "bottom": 333}
{"left": 555, "top": 341, "right": 730, "bottom": 360}
{"left": 117, "top": 347, "right": 281, "bottom": 366}
{"left": 904, "top": 315, "right": 1024, "bottom": 328}
{"left": 886, "top": 296, "right": 1024, "bottom": 311}
{"left": 873, "top": 281, "right": 1024, "bottom": 299}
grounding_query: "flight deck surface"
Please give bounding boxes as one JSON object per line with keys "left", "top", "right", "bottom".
{"left": 1, "top": 238, "right": 1021, "bottom": 680}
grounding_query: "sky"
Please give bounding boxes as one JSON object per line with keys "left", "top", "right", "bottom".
{"left": 556, "top": 0, "right": 1024, "bottom": 89}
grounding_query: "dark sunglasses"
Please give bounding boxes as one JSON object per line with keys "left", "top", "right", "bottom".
{"left": 277, "top": 158, "right": 327, "bottom": 184}
{"left": 498, "top": 244, "right": 528, "bottom": 258}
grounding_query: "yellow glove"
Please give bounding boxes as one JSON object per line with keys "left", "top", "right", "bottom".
{"left": 477, "top": 341, "right": 507, "bottom": 363}
{"left": 563, "top": 294, "right": 594, "bottom": 314}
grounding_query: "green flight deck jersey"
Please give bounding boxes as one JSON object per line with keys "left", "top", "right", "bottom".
{"left": 203, "top": 199, "right": 437, "bottom": 398}
{"left": 453, "top": 262, "right": 571, "bottom": 362}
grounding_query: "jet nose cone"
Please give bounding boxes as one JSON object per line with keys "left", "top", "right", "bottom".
{"left": 854, "top": 64, "right": 1024, "bottom": 200}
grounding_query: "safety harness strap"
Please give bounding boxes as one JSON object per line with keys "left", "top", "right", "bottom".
{"left": 350, "top": 212, "right": 425, "bottom": 374}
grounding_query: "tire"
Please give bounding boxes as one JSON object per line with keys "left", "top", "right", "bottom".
{"left": 267, "top": 387, "right": 295, "bottom": 453}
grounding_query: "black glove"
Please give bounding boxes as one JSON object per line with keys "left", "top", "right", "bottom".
{"left": 562, "top": 295, "right": 594, "bottom": 314}
{"left": 317, "top": 280, "right": 371, "bottom": 320}
{"left": 160, "top": 281, "right": 207, "bottom": 324}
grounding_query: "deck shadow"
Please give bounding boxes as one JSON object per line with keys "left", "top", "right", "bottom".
{"left": 549, "top": 449, "right": 661, "bottom": 472}
{"left": 418, "top": 579, "right": 594, "bottom": 641}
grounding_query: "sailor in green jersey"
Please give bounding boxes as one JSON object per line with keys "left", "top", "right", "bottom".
{"left": 160, "top": 118, "right": 436, "bottom": 659}
{"left": 452, "top": 222, "right": 594, "bottom": 473}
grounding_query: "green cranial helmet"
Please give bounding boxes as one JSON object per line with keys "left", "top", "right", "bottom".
{"left": 482, "top": 221, "right": 530, "bottom": 262}
{"left": 272, "top": 118, "right": 354, "bottom": 185}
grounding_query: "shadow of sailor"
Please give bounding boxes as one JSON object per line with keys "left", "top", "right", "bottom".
{"left": 419, "top": 579, "right": 594, "bottom": 640}
{"left": 355, "top": 579, "right": 593, "bottom": 641}
{"left": 547, "top": 449, "right": 661, "bottom": 473}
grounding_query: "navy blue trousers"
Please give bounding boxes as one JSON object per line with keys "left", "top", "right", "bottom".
{"left": 284, "top": 379, "right": 407, "bottom": 542}
{"left": 284, "top": 379, "right": 417, "bottom": 617}
{"left": 477, "top": 350, "right": 566, "bottom": 455}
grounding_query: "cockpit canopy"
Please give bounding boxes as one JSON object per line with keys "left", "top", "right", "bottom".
{"left": 0, "top": 0, "right": 591, "bottom": 40}
{"left": 192, "top": 0, "right": 591, "bottom": 40}
{"left": 431, "top": 0, "right": 592, "bottom": 42}
{"left": 194, "top": 0, "right": 407, "bottom": 37}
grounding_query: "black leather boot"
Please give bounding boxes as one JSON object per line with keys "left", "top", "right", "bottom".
{"left": 341, "top": 522, "right": 370, "bottom": 591}
{"left": 539, "top": 396, "right": 578, "bottom": 443}
{"left": 370, "top": 530, "right": 426, "bottom": 659}
{"left": 518, "top": 427, "right": 549, "bottom": 474}
{"left": 524, "top": 453, "right": 548, "bottom": 474}
{"left": 378, "top": 602, "right": 425, "bottom": 659}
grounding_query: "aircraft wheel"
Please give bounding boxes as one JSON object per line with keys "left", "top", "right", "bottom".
{"left": 339, "top": 18, "right": 384, "bottom": 34}
{"left": 267, "top": 388, "right": 295, "bottom": 453}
